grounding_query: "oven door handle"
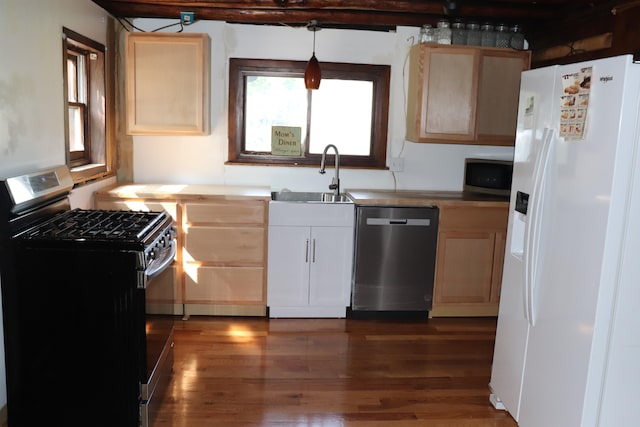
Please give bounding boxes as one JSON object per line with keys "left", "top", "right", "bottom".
{"left": 146, "top": 243, "right": 177, "bottom": 280}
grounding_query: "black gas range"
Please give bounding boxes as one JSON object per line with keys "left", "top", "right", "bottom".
{"left": 0, "top": 166, "right": 177, "bottom": 427}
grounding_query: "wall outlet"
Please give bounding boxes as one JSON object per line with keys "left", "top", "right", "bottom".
{"left": 180, "top": 11, "right": 195, "bottom": 25}
{"left": 389, "top": 157, "right": 404, "bottom": 172}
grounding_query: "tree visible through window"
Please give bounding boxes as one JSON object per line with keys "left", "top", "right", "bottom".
{"left": 228, "top": 59, "right": 390, "bottom": 168}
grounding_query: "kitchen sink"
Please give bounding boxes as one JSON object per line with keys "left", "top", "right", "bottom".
{"left": 271, "top": 191, "right": 352, "bottom": 203}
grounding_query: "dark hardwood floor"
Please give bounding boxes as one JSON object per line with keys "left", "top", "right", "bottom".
{"left": 153, "top": 316, "right": 517, "bottom": 427}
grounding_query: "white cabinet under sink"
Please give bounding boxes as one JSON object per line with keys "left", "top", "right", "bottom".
{"left": 267, "top": 202, "right": 355, "bottom": 317}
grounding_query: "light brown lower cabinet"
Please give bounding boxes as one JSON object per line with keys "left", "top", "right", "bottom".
{"left": 431, "top": 204, "right": 508, "bottom": 317}
{"left": 94, "top": 192, "right": 268, "bottom": 317}
{"left": 182, "top": 200, "right": 267, "bottom": 316}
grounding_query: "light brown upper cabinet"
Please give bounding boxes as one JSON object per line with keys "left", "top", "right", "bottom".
{"left": 125, "top": 32, "right": 211, "bottom": 135}
{"left": 406, "top": 44, "right": 530, "bottom": 146}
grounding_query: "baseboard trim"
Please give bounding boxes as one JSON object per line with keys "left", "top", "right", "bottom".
{"left": 429, "top": 304, "right": 499, "bottom": 317}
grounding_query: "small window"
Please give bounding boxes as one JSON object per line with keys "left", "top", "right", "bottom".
{"left": 62, "top": 27, "right": 108, "bottom": 182}
{"left": 66, "top": 46, "right": 89, "bottom": 163}
{"left": 228, "top": 58, "right": 390, "bottom": 168}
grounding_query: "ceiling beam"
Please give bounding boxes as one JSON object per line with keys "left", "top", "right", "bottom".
{"left": 92, "top": 0, "right": 558, "bottom": 30}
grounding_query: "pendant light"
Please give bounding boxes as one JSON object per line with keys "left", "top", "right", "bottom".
{"left": 305, "top": 20, "right": 321, "bottom": 90}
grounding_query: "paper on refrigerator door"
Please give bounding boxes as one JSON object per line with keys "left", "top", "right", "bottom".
{"left": 560, "top": 67, "right": 591, "bottom": 139}
{"left": 523, "top": 96, "right": 535, "bottom": 130}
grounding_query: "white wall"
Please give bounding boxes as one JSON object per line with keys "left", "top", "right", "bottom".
{"left": 0, "top": 0, "right": 112, "bottom": 411}
{"left": 0, "top": 0, "right": 109, "bottom": 179}
{"left": 131, "top": 19, "right": 514, "bottom": 192}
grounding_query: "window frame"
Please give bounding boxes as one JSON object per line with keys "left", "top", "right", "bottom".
{"left": 62, "top": 27, "right": 111, "bottom": 184}
{"left": 228, "top": 58, "right": 390, "bottom": 168}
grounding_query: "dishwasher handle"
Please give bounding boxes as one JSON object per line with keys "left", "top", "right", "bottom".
{"left": 389, "top": 219, "right": 407, "bottom": 225}
{"left": 366, "top": 218, "right": 432, "bottom": 226}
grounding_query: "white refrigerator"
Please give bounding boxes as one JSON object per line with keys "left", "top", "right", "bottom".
{"left": 489, "top": 54, "right": 640, "bottom": 426}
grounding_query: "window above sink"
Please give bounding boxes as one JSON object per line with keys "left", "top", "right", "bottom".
{"left": 227, "top": 58, "right": 390, "bottom": 169}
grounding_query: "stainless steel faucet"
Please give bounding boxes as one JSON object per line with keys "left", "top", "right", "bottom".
{"left": 319, "top": 144, "right": 340, "bottom": 196}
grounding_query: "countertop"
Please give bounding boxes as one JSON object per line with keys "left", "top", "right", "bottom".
{"left": 95, "top": 184, "right": 510, "bottom": 207}
{"left": 345, "top": 189, "right": 510, "bottom": 207}
{"left": 94, "top": 183, "right": 272, "bottom": 201}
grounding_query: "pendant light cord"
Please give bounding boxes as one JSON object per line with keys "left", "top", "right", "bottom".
{"left": 312, "top": 26, "right": 316, "bottom": 55}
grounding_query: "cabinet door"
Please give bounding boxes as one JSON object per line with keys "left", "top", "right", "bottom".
{"left": 406, "top": 45, "right": 479, "bottom": 142}
{"left": 476, "top": 50, "right": 531, "bottom": 145}
{"left": 126, "top": 32, "right": 210, "bottom": 135}
{"left": 267, "top": 226, "right": 311, "bottom": 306}
{"left": 434, "top": 230, "right": 496, "bottom": 304}
{"left": 308, "top": 226, "right": 353, "bottom": 307}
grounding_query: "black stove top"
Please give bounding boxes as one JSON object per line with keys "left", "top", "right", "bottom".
{"left": 2, "top": 166, "right": 175, "bottom": 255}
{"left": 16, "top": 208, "right": 170, "bottom": 243}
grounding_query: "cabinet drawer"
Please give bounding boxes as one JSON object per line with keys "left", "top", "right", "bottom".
{"left": 439, "top": 206, "right": 508, "bottom": 230}
{"left": 95, "top": 199, "right": 178, "bottom": 220}
{"left": 185, "top": 226, "right": 264, "bottom": 264}
{"left": 185, "top": 201, "right": 265, "bottom": 224}
{"left": 184, "top": 266, "right": 264, "bottom": 303}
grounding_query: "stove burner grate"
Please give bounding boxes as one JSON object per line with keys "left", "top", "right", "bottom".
{"left": 19, "top": 209, "right": 167, "bottom": 241}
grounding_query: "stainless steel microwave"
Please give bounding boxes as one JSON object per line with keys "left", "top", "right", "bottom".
{"left": 463, "top": 158, "right": 513, "bottom": 197}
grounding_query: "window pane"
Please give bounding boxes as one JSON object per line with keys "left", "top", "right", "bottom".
{"left": 67, "top": 57, "right": 78, "bottom": 102}
{"left": 245, "top": 76, "right": 308, "bottom": 153}
{"left": 68, "top": 51, "right": 87, "bottom": 104}
{"left": 310, "top": 80, "right": 373, "bottom": 155}
{"left": 76, "top": 54, "right": 87, "bottom": 103}
{"left": 68, "top": 106, "right": 84, "bottom": 152}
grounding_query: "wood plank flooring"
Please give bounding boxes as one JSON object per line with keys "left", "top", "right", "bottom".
{"left": 153, "top": 316, "right": 517, "bottom": 427}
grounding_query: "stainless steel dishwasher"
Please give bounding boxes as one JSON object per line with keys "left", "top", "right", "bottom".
{"left": 351, "top": 206, "right": 439, "bottom": 313}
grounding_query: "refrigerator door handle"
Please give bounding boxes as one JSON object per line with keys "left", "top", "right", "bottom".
{"left": 524, "top": 127, "right": 554, "bottom": 327}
